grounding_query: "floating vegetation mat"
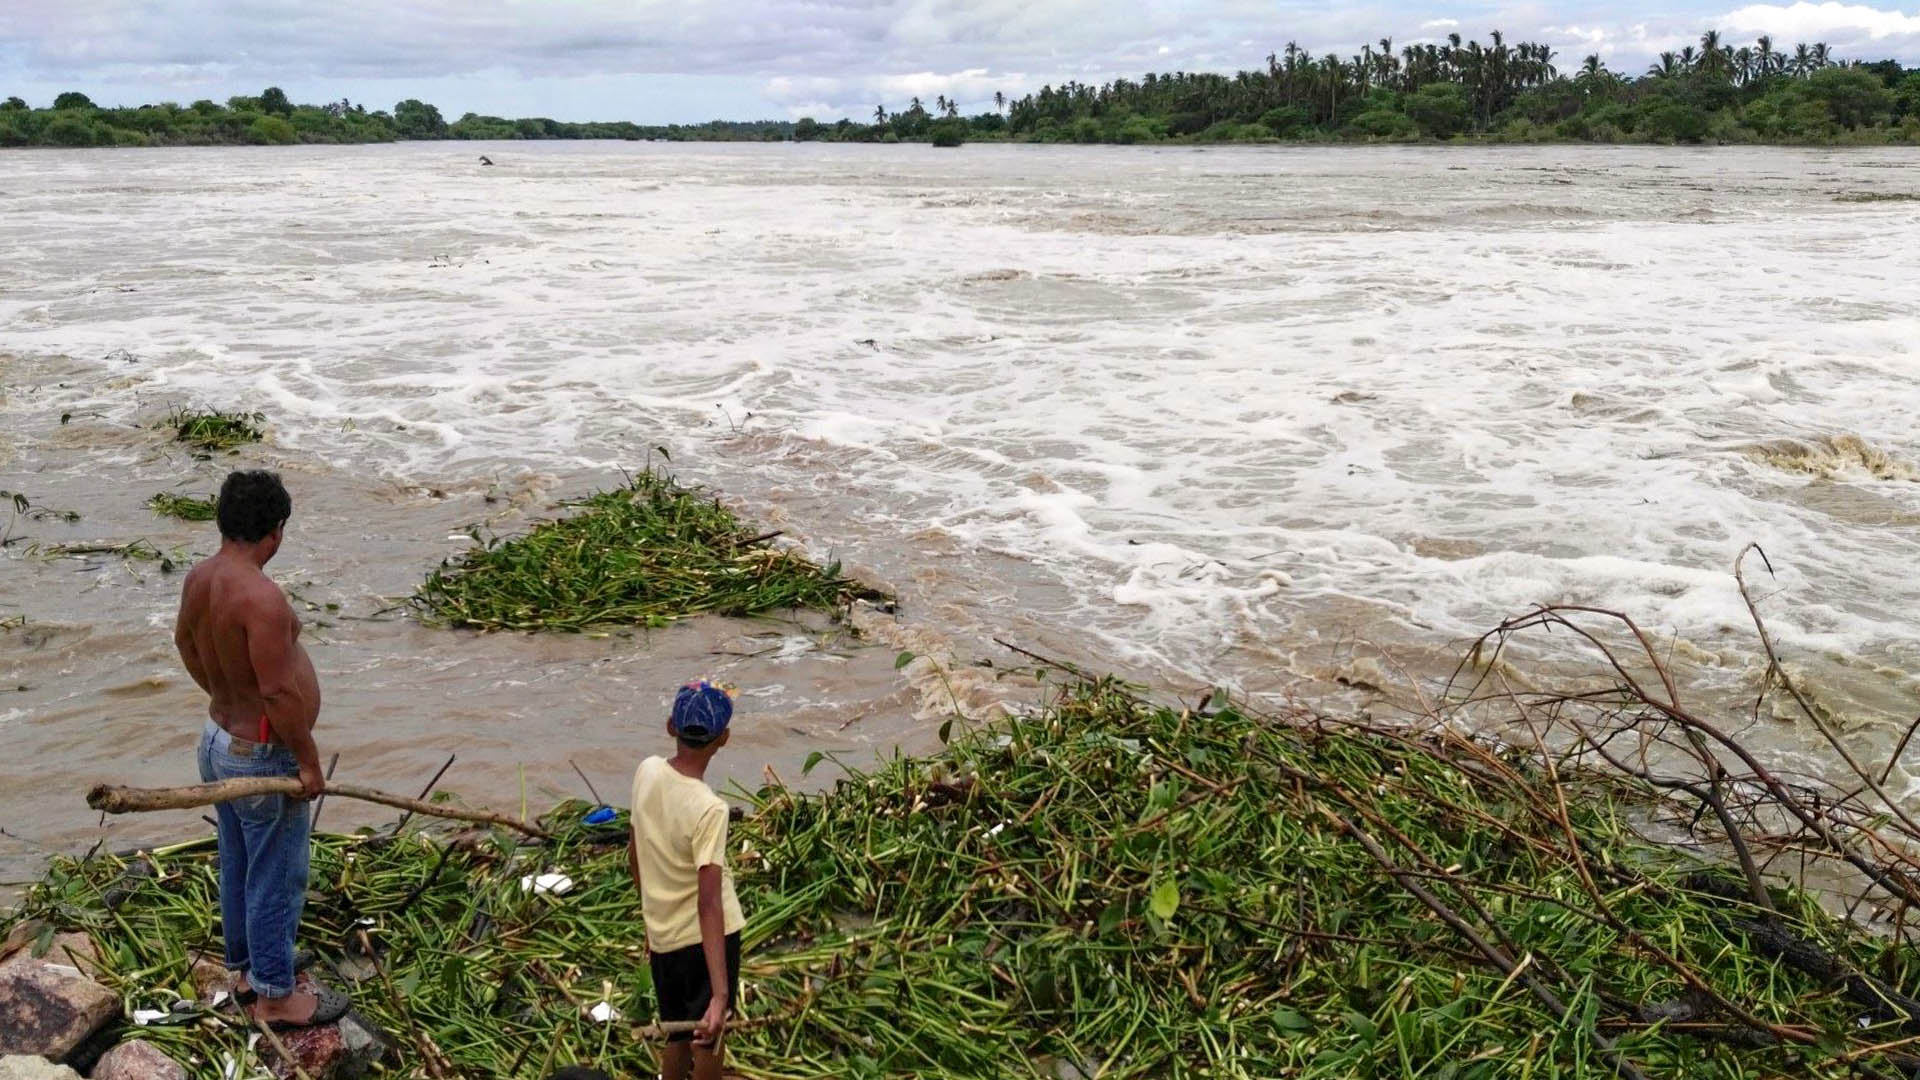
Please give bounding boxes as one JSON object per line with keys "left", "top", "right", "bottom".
{"left": 28, "top": 538, "right": 175, "bottom": 566}
{"left": 163, "top": 408, "right": 266, "bottom": 452}
{"left": 12, "top": 677, "right": 1920, "bottom": 1079}
{"left": 411, "top": 466, "right": 889, "bottom": 631}
{"left": 147, "top": 493, "right": 218, "bottom": 522}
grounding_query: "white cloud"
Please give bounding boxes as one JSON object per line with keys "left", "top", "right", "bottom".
{"left": 764, "top": 75, "right": 844, "bottom": 102}
{"left": 1717, "top": 1, "right": 1920, "bottom": 40}
{"left": 1420, "top": 18, "right": 1461, "bottom": 30}
{"left": 1543, "top": 24, "right": 1615, "bottom": 53}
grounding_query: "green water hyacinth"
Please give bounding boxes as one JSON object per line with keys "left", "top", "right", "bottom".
{"left": 411, "top": 466, "right": 888, "bottom": 631}
{"left": 12, "top": 678, "right": 1920, "bottom": 1079}
{"left": 147, "top": 493, "right": 218, "bottom": 521}
{"left": 163, "top": 408, "right": 266, "bottom": 452}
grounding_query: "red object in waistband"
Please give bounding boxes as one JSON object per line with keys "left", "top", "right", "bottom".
{"left": 258, "top": 714, "right": 270, "bottom": 743}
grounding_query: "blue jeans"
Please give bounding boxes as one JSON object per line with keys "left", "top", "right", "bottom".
{"left": 196, "top": 721, "right": 310, "bottom": 999}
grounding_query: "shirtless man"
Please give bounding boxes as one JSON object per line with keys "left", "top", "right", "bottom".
{"left": 174, "top": 470, "right": 348, "bottom": 1029}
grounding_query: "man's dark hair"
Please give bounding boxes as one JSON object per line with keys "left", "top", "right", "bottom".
{"left": 216, "top": 470, "right": 291, "bottom": 542}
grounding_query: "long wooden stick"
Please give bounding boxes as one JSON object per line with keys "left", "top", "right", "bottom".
{"left": 635, "top": 1020, "right": 701, "bottom": 1039}
{"left": 86, "top": 779, "right": 552, "bottom": 840}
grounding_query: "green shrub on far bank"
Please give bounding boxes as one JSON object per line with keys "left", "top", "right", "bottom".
{"left": 247, "top": 115, "right": 298, "bottom": 145}
{"left": 1406, "top": 83, "right": 1470, "bottom": 138}
{"left": 412, "top": 466, "right": 889, "bottom": 631}
{"left": 1643, "top": 102, "right": 1713, "bottom": 142}
{"left": 929, "top": 118, "right": 967, "bottom": 146}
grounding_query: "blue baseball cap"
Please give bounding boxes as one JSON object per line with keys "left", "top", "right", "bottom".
{"left": 671, "top": 680, "right": 734, "bottom": 744}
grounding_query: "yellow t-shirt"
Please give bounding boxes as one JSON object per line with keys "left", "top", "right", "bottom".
{"left": 630, "top": 756, "right": 746, "bottom": 953}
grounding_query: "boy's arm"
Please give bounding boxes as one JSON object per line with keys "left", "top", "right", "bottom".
{"left": 627, "top": 829, "right": 642, "bottom": 892}
{"left": 695, "top": 864, "right": 729, "bottom": 1045}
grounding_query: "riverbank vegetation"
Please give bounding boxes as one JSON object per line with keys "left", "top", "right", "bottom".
{"left": 841, "top": 31, "right": 1919, "bottom": 145}
{"left": 14, "top": 659, "right": 1920, "bottom": 1078}
{"left": 0, "top": 89, "right": 793, "bottom": 147}
{"left": 411, "top": 465, "right": 887, "bottom": 631}
{"left": 6, "top": 29, "right": 1917, "bottom": 148}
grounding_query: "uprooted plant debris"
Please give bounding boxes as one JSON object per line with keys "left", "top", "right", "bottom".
{"left": 163, "top": 408, "right": 266, "bottom": 453}
{"left": 14, "top": 657, "right": 1920, "bottom": 1080}
{"left": 146, "top": 493, "right": 219, "bottom": 522}
{"left": 410, "top": 465, "right": 890, "bottom": 632}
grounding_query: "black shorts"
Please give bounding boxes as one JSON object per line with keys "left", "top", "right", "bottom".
{"left": 649, "top": 932, "right": 740, "bottom": 1043}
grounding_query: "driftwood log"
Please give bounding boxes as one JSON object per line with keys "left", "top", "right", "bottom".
{"left": 86, "top": 779, "right": 553, "bottom": 840}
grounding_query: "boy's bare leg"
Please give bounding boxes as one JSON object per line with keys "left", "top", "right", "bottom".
{"left": 660, "top": 1042, "right": 693, "bottom": 1080}
{"left": 691, "top": 1043, "right": 723, "bottom": 1080}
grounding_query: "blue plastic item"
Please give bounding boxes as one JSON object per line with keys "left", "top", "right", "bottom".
{"left": 583, "top": 806, "right": 616, "bottom": 825}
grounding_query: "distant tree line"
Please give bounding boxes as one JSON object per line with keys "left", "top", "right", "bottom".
{"left": 0, "top": 89, "right": 793, "bottom": 147}
{"left": 973, "top": 31, "right": 1920, "bottom": 144}
{"left": 6, "top": 31, "right": 1918, "bottom": 150}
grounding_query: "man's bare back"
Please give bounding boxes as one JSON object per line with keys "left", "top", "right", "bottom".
{"left": 175, "top": 535, "right": 323, "bottom": 796}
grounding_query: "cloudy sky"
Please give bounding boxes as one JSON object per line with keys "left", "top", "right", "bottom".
{"left": 2, "top": 1, "right": 1917, "bottom": 123}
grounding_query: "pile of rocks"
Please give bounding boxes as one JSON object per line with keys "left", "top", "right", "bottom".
{"left": 1, "top": 921, "right": 386, "bottom": 1080}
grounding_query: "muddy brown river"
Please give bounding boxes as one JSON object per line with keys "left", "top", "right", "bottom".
{"left": 4, "top": 142, "right": 1918, "bottom": 890}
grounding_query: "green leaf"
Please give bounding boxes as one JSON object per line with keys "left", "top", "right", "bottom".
{"left": 1341, "top": 1009, "right": 1377, "bottom": 1042}
{"left": 1149, "top": 877, "right": 1180, "bottom": 921}
{"left": 30, "top": 923, "right": 55, "bottom": 958}
{"left": 1271, "top": 1006, "right": 1313, "bottom": 1032}
{"left": 802, "top": 751, "right": 824, "bottom": 776}
{"left": 937, "top": 718, "right": 953, "bottom": 745}
{"left": 1097, "top": 901, "right": 1126, "bottom": 936}
{"left": 1200, "top": 869, "right": 1234, "bottom": 897}
{"left": 653, "top": 445, "right": 671, "bottom": 461}
{"left": 893, "top": 650, "right": 916, "bottom": 670}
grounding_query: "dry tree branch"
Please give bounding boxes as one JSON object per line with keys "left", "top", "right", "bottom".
{"left": 86, "top": 779, "right": 553, "bottom": 840}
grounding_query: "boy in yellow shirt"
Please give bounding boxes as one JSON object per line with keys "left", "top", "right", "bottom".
{"left": 628, "top": 680, "right": 747, "bottom": 1080}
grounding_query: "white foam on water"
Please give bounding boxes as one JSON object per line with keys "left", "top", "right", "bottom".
{"left": 3, "top": 142, "right": 1918, "bottom": 712}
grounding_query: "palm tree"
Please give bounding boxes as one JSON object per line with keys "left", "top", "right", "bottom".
{"left": 1811, "top": 42, "right": 1831, "bottom": 68}
{"left": 1792, "top": 43, "right": 1813, "bottom": 76}
{"left": 1322, "top": 53, "right": 1341, "bottom": 125}
{"left": 873, "top": 105, "right": 886, "bottom": 124}
{"left": 1678, "top": 45, "right": 1698, "bottom": 71}
{"left": 1755, "top": 35, "right": 1777, "bottom": 76}
{"left": 943, "top": 98, "right": 959, "bottom": 118}
{"left": 1649, "top": 52, "right": 1680, "bottom": 79}
{"left": 993, "top": 91, "right": 1005, "bottom": 113}
{"left": 1576, "top": 54, "right": 1610, "bottom": 96}
{"left": 1699, "top": 30, "right": 1727, "bottom": 78}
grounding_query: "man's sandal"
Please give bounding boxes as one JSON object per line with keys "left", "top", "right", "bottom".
{"left": 222, "top": 949, "right": 319, "bottom": 1009}
{"left": 261, "top": 984, "right": 352, "bottom": 1032}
